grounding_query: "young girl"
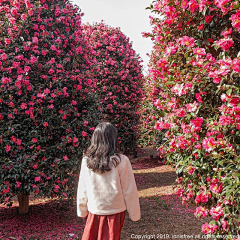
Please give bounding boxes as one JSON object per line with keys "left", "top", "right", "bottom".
{"left": 77, "top": 122, "right": 141, "bottom": 240}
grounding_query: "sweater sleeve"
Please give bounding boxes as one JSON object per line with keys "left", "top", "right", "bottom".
{"left": 119, "top": 156, "right": 141, "bottom": 221}
{"left": 76, "top": 157, "right": 89, "bottom": 218}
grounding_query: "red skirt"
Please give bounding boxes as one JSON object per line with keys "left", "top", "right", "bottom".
{"left": 81, "top": 210, "right": 126, "bottom": 240}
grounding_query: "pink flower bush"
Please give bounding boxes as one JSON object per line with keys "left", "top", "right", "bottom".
{"left": 144, "top": 0, "right": 240, "bottom": 236}
{"left": 0, "top": 0, "right": 100, "bottom": 207}
{"left": 82, "top": 22, "right": 143, "bottom": 153}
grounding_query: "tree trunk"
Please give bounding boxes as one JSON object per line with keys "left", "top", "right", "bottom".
{"left": 17, "top": 192, "right": 29, "bottom": 214}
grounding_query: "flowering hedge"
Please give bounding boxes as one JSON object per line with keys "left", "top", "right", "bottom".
{"left": 82, "top": 22, "right": 144, "bottom": 154}
{"left": 146, "top": 0, "right": 240, "bottom": 237}
{"left": 0, "top": 0, "right": 99, "bottom": 206}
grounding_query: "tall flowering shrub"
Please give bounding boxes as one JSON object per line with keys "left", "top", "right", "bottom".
{"left": 0, "top": 0, "right": 99, "bottom": 209}
{"left": 83, "top": 23, "right": 144, "bottom": 153}
{"left": 146, "top": 0, "right": 240, "bottom": 237}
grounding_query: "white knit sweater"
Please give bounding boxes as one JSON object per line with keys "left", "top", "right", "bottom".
{"left": 76, "top": 154, "right": 141, "bottom": 221}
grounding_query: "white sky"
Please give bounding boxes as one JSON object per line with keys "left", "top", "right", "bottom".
{"left": 70, "top": 0, "right": 153, "bottom": 74}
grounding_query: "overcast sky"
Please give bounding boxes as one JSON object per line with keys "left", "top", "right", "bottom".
{"left": 70, "top": 0, "right": 153, "bottom": 74}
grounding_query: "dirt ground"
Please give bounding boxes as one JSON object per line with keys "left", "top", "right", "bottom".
{"left": 0, "top": 147, "right": 210, "bottom": 240}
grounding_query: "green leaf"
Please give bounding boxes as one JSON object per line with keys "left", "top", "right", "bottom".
{"left": 226, "top": 88, "right": 232, "bottom": 95}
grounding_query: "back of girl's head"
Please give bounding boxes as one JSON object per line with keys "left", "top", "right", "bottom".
{"left": 84, "top": 122, "right": 120, "bottom": 173}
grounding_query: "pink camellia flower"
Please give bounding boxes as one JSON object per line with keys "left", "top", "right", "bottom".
{"left": 176, "top": 108, "right": 186, "bottom": 117}
{"left": 230, "top": 10, "right": 240, "bottom": 30}
{"left": 73, "top": 137, "right": 78, "bottom": 143}
{"left": 86, "top": 79, "right": 92, "bottom": 85}
{"left": 171, "top": 83, "right": 187, "bottom": 96}
{"left": 221, "top": 219, "right": 228, "bottom": 230}
{"left": 32, "top": 138, "right": 38, "bottom": 143}
{"left": 11, "top": 8, "right": 18, "bottom": 16}
{"left": 53, "top": 184, "right": 60, "bottom": 193}
{"left": 190, "top": 117, "right": 203, "bottom": 127}
{"left": 82, "top": 131, "right": 87, "bottom": 137}
{"left": 63, "top": 155, "right": 69, "bottom": 161}
{"left": 219, "top": 115, "right": 232, "bottom": 126}
{"left": 202, "top": 222, "right": 218, "bottom": 234}
{"left": 210, "top": 205, "right": 223, "bottom": 221}
{"left": 24, "top": 66, "right": 31, "bottom": 72}
{"left": 181, "top": 0, "right": 189, "bottom": 9}
{"left": 5, "top": 38, "right": 11, "bottom": 45}
{"left": 206, "top": 176, "right": 211, "bottom": 182}
{"left": 179, "top": 36, "right": 195, "bottom": 48}
{"left": 215, "top": 37, "right": 234, "bottom": 51}
{"left": 48, "top": 68, "right": 54, "bottom": 75}
{"left": 195, "top": 93, "right": 204, "bottom": 103}
{"left": 220, "top": 93, "right": 230, "bottom": 102}
{"left": 198, "top": 24, "right": 204, "bottom": 30}
{"left": 71, "top": 100, "right": 77, "bottom": 105}
{"left": 176, "top": 188, "right": 184, "bottom": 197}
{"left": 21, "top": 13, "right": 27, "bottom": 21}
{"left": 194, "top": 206, "right": 209, "bottom": 218}
{"left": 205, "top": 15, "right": 213, "bottom": 23}
{"left": 44, "top": 88, "right": 50, "bottom": 94}
{"left": 3, "top": 188, "right": 10, "bottom": 194}
{"left": 32, "top": 164, "right": 38, "bottom": 169}
{"left": 50, "top": 45, "right": 56, "bottom": 51}
{"left": 15, "top": 181, "right": 22, "bottom": 188}
{"left": 202, "top": 137, "right": 216, "bottom": 152}
{"left": 186, "top": 101, "right": 199, "bottom": 112}
{"left": 165, "top": 43, "right": 178, "bottom": 56}
{"left": 16, "top": 138, "right": 22, "bottom": 146}
{"left": 5, "top": 145, "right": 11, "bottom": 152}
{"left": 188, "top": 166, "right": 196, "bottom": 175}
{"left": 222, "top": 28, "right": 232, "bottom": 37}
{"left": 43, "top": 122, "right": 48, "bottom": 127}
{"left": 194, "top": 144, "right": 201, "bottom": 149}
{"left": 9, "top": 18, "right": 16, "bottom": 24}
{"left": 34, "top": 176, "right": 41, "bottom": 182}
{"left": 193, "top": 48, "right": 206, "bottom": 56}
{"left": 232, "top": 58, "right": 240, "bottom": 73}
{"left": 42, "top": 50, "right": 47, "bottom": 56}
{"left": 210, "top": 183, "right": 223, "bottom": 194}
{"left": 30, "top": 56, "right": 38, "bottom": 64}
{"left": 188, "top": 0, "right": 199, "bottom": 13}
{"left": 195, "top": 192, "right": 209, "bottom": 204}
{"left": 2, "top": 77, "right": 11, "bottom": 84}
{"left": 1, "top": 53, "right": 8, "bottom": 61}
{"left": 20, "top": 103, "right": 27, "bottom": 109}
{"left": 32, "top": 37, "right": 38, "bottom": 44}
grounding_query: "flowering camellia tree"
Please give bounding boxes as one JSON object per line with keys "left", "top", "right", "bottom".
{"left": 0, "top": 0, "right": 99, "bottom": 214}
{"left": 82, "top": 23, "right": 144, "bottom": 155}
{"left": 146, "top": 0, "right": 240, "bottom": 237}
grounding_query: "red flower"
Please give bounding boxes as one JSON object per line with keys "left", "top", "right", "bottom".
{"left": 82, "top": 131, "right": 87, "bottom": 137}
{"left": 34, "top": 176, "right": 41, "bottom": 182}
{"left": 43, "top": 122, "right": 48, "bottom": 127}
{"left": 205, "top": 15, "right": 213, "bottom": 23}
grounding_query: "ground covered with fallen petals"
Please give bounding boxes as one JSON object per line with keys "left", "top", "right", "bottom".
{"left": 0, "top": 147, "right": 209, "bottom": 240}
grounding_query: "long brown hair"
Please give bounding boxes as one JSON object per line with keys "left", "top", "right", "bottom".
{"left": 84, "top": 122, "right": 121, "bottom": 173}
